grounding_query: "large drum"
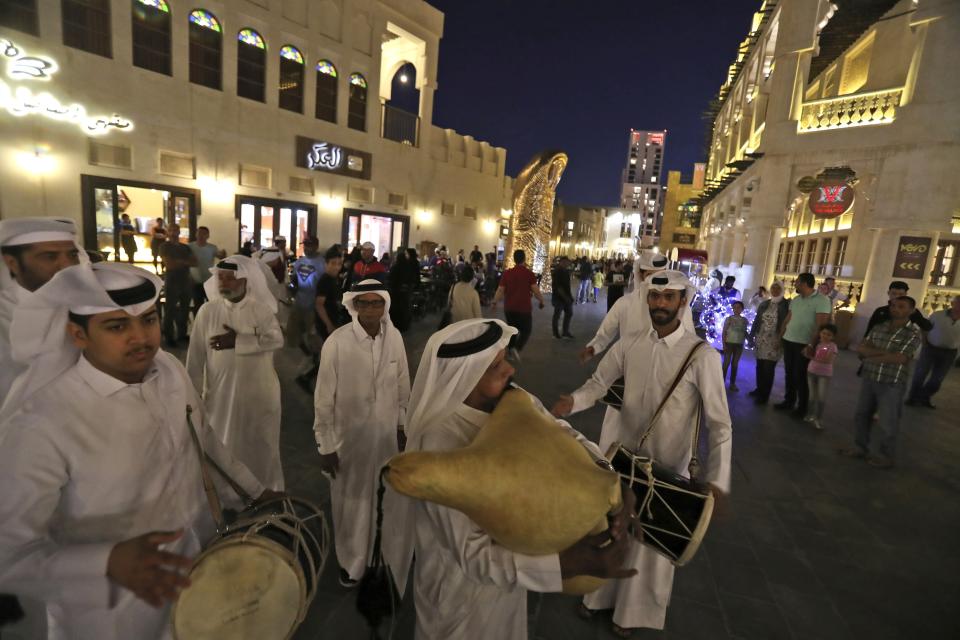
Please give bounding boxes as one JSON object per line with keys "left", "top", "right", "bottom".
{"left": 172, "top": 497, "right": 330, "bottom": 640}
{"left": 600, "top": 377, "right": 626, "bottom": 410}
{"left": 607, "top": 443, "right": 713, "bottom": 566}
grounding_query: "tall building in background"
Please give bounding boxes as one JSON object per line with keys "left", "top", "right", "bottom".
{"left": 620, "top": 129, "right": 667, "bottom": 247}
{"left": 660, "top": 163, "right": 706, "bottom": 257}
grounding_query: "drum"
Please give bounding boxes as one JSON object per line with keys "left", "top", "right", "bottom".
{"left": 600, "top": 377, "right": 626, "bottom": 410}
{"left": 172, "top": 497, "right": 330, "bottom": 640}
{"left": 606, "top": 443, "right": 713, "bottom": 566}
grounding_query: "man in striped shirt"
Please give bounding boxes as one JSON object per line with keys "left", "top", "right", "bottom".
{"left": 840, "top": 296, "right": 921, "bottom": 469}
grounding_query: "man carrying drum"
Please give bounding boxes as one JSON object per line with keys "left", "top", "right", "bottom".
{"left": 553, "top": 270, "right": 732, "bottom": 637}
{"left": 0, "top": 262, "right": 275, "bottom": 640}
{"left": 405, "top": 319, "right": 637, "bottom": 639}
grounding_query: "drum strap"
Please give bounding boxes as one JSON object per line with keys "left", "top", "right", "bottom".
{"left": 636, "top": 340, "right": 706, "bottom": 465}
{"left": 185, "top": 405, "right": 226, "bottom": 533}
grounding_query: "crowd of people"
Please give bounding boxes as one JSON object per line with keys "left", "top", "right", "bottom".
{"left": 0, "top": 216, "right": 957, "bottom": 640}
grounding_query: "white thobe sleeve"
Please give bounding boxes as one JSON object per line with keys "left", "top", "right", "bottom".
{"left": 397, "top": 341, "right": 411, "bottom": 428}
{"left": 313, "top": 336, "right": 341, "bottom": 454}
{"left": 569, "top": 341, "right": 626, "bottom": 414}
{"left": 694, "top": 350, "right": 733, "bottom": 494}
{"left": 185, "top": 305, "right": 209, "bottom": 394}
{"left": 234, "top": 303, "right": 284, "bottom": 355}
{"left": 0, "top": 419, "right": 114, "bottom": 609}
{"left": 422, "top": 500, "right": 563, "bottom": 593}
{"left": 586, "top": 298, "right": 623, "bottom": 353}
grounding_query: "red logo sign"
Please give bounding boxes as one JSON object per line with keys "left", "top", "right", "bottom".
{"left": 808, "top": 180, "right": 855, "bottom": 218}
{"left": 647, "top": 132, "right": 664, "bottom": 145}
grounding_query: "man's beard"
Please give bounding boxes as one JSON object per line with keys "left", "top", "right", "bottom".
{"left": 649, "top": 307, "right": 679, "bottom": 326}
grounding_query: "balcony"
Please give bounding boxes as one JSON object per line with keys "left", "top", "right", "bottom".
{"left": 381, "top": 104, "right": 420, "bottom": 147}
{"left": 798, "top": 87, "right": 903, "bottom": 133}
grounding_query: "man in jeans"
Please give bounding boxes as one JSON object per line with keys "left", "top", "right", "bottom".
{"left": 907, "top": 295, "right": 960, "bottom": 408}
{"left": 159, "top": 223, "right": 196, "bottom": 347}
{"left": 776, "top": 272, "right": 831, "bottom": 416}
{"left": 550, "top": 256, "right": 574, "bottom": 340}
{"left": 492, "top": 249, "right": 545, "bottom": 361}
{"left": 840, "top": 296, "right": 921, "bottom": 468}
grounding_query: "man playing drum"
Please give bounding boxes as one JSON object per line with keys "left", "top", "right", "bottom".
{"left": 0, "top": 263, "right": 274, "bottom": 640}
{"left": 406, "top": 319, "right": 637, "bottom": 639}
{"left": 553, "top": 270, "right": 732, "bottom": 637}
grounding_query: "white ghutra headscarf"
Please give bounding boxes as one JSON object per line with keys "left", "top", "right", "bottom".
{"left": 204, "top": 255, "right": 278, "bottom": 313}
{"left": 0, "top": 216, "right": 88, "bottom": 291}
{"left": 406, "top": 319, "right": 517, "bottom": 450}
{"left": 0, "top": 262, "right": 161, "bottom": 423}
{"left": 342, "top": 278, "right": 392, "bottom": 325}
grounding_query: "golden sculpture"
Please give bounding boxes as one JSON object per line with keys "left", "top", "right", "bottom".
{"left": 505, "top": 150, "right": 568, "bottom": 292}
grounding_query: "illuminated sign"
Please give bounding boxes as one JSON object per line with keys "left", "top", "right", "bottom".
{"left": 295, "top": 136, "right": 371, "bottom": 179}
{"left": 306, "top": 142, "right": 342, "bottom": 170}
{"left": 646, "top": 132, "right": 664, "bottom": 145}
{"left": 808, "top": 180, "right": 855, "bottom": 217}
{"left": 0, "top": 36, "right": 133, "bottom": 134}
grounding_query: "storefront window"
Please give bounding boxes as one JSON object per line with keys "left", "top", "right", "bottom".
{"left": 236, "top": 197, "right": 316, "bottom": 253}
{"left": 240, "top": 202, "right": 256, "bottom": 248}
{"left": 259, "top": 205, "right": 275, "bottom": 249}
{"left": 343, "top": 209, "right": 408, "bottom": 258}
{"left": 833, "top": 236, "right": 848, "bottom": 276}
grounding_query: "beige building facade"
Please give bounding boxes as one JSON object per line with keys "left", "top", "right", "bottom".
{"left": 660, "top": 163, "right": 705, "bottom": 256}
{"left": 696, "top": 0, "right": 960, "bottom": 335}
{"left": 0, "top": 0, "right": 511, "bottom": 263}
{"left": 550, "top": 204, "right": 606, "bottom": 260}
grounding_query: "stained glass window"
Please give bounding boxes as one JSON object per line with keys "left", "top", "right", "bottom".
{"left": 189, "top": 9, "right": 220, "bottom": 32}
{"left": 137, "top": 0, "right": 169, "bottom": 12}
{"left": 238, "top": 28, "right": 265, "bottom": 50}
{"left": 280, "top": 45, "right": 303, "bottom": 64}
{"left": 316, "top": 59, "right": 337, "bottom": 77}
{"left": 350, "top": 73, "right": 367, "bottom": 89}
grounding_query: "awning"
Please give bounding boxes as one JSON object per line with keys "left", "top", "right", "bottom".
{"left": 676, "top": 248, "right": 708, "bottom": 263}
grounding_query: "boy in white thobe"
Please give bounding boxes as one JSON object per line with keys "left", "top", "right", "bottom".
{"left": 187, "top": 256, "right": 285, "bottom": 490}
{"left": 313, "top": 280, "right": 413, "bottom": 589}
{"left": 0, "top": 263, "right": 268, "bottom": 640}
{"left": 406, "top": 319, "right": 636, "bottom": 640}
{"left": 555, "top": 270, "right": 733, "bottom": 635}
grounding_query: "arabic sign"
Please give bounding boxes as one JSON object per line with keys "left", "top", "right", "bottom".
{"left": 0, "top": 36, "right": 133, "bottom": 134}
{"left": 672, "top": 232, "right": 697, "bottom": 244}
{"left": 891, "top": 236, "right": 931, "bottom": 279}
{"left": 808, "top": 179, "right": 855, "bottom": 217}
{"left": 295, "top": 136, "right": 371, "bottom": 180}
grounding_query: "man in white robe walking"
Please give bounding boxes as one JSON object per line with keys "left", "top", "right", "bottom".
{"left": 0, "top": 262, "right": 271, "bottom": 640}
{"left": 553, "top": 270, "right": 733, "bottom": 636}
{"left": 313, "top": 279, "right": 413, "bottom": 590}
{"left": 406, "top": 319, "right": 637, "bottom": 640}
{"left": 187, "top": 255, "right": 285, "bottom": 490}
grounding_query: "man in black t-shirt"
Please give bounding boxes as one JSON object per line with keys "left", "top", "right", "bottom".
{"left": 864, "top": 281, "right": 932, "bottom": 337}
{"left": 158, "top": 224, "right": 196, "bottom": 346}
{"left": 315, "top": 247, "right": 347, "bottom": 340}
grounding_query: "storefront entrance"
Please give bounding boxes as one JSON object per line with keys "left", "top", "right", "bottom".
{"left": 81, "top": 175, "right": 199, "bottom": 269}
{"left": 342, "top": 208, "right": 409, "bottom": 259}
{"left": 237, "top": 196, "right": 317, "bottom": 257}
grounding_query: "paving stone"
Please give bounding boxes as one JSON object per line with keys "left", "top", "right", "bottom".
{"left": 163, "top": 297, "right": 960, "bottom": 640}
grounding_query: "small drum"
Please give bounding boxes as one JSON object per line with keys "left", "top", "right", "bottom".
{"left": 601, "top": 377, "right": 626, "bottom": 410}
{"left": 607, "top": 443, "right": 713, "bottom": 566}
{"left": 172, "top": 497, "right": 330, "bottom": 640}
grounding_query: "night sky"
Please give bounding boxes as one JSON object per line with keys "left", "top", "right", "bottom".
{"left": 424, "top": 0, "right": 762, "bottom": 206}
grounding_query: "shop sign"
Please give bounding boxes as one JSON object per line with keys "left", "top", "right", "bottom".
{"left": 808, "top": 179, "right": 855, "bottom": 218}
{"left": 647, "top": 132, "right": 664, "bottom": 145}
{"left": 295, "top": 136, "right": 371, "bottom": 179}
{"left": 0, "top": 36, "right": 133, "bottom": 134}
{"left": 672, "top": 232, "right": 697, "bottom": 244}
{"left": 891, "top": 235, "right": 931, "bottom": 279}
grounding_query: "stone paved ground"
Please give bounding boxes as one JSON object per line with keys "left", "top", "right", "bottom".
{"left": 183, "top": 296, "right": 960, "bottom": 640}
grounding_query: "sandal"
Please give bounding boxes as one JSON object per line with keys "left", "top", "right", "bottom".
{"left": 612, "top": 623, "right": 636, "bottom": 638}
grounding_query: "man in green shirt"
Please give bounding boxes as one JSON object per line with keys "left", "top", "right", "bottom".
{"left": 776, "top": 272, "right": 832, "bottom": 416}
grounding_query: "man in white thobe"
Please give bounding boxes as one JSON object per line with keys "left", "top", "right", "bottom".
{"left": 0, "top": 262, "right": 269, "bottom": 640}
{"left": 553, "top": 270, "right": 733, "bottom": 635}
{"left": 187, "top": 255, "right": 285, "bottom": 490}
{"left": 406, "top": 319, "right": 636, "bottom": 640}
{"left": 313, "top": 279, "right": 414, "bottom": 589}
{"left": 577, "top": 250, "right": 695, "bottom": 455}
{"left": 0, "top": 217, "right": 84, "bottom": 407}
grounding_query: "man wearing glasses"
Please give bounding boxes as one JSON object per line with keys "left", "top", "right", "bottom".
{"left": 312, "top": 280, "right": 413, "bottom": 591}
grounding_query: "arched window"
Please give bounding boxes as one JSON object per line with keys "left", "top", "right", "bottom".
{"left": 315, "top": 59, "right": 337, "bottom": 123}
{"left": 131, "top": 0, "right": 171, "bottom": 75}
{"left": 188, "top": 9, "right": 221, "bottom": 90}
{"left": 237, "top": 28, "right": 266, "bottom": 102}
{"left": 348, "top": 72, "right": 367, "bottom": 131}
{"left": 278, "top": 45, "right": 304, "bottom": 113}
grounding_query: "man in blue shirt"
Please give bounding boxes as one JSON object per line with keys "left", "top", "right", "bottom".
{"left": 288, "top": 236, "right": 325, "bottom": 372}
